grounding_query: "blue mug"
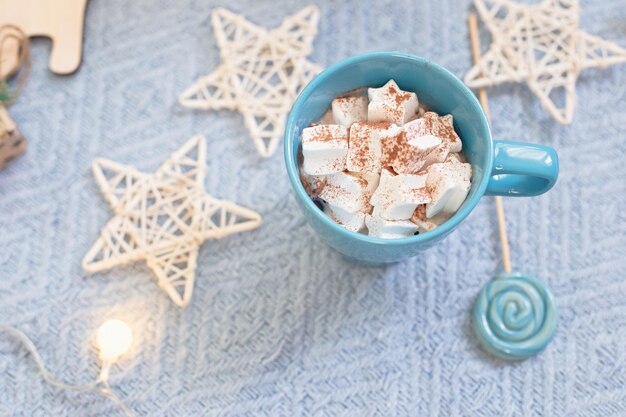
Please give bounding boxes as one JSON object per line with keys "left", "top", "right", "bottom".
{"left": 284, "top": 52, "right": 558, "bottom": 263}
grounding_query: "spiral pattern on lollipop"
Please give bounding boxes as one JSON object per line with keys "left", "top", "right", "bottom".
{"left": 472, "top": 272, "right": 557, "bottom": 360}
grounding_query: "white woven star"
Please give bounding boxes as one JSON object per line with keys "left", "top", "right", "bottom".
{"left": 179, "top": 6, "right": 322, "bottom": 157}
{"left": 82, "top": 135, "right": 262, "bottom": 307}
{"left": 464, "top": 0, "right": 626, "bottom": 124}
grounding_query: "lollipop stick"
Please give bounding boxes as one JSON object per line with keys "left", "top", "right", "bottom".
{"left": 468, "top": 13, "right": 512, "bottom": 273}
{"left": 494, "top": 197, "right": 512, "bottom": 273}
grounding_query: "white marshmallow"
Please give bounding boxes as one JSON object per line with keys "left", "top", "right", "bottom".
{"left": 326, "top": 204, "right": 366, "bottom": 233}
{"left": 405, "top": 103, "right": 432, "bottom": 123}
{"left": 407, "top": 134, "right": 441, "bottom": 152}
{"left": 381, "top": 119, "right": 442, "bottom": 174}
{"left": 413, "top": 112, "right": 462, "bottom": 153}
{"left": 422, "top": 142, "right": 450, "bottom": 170}
{"left": 445, "top": 152, "right": 466, "bottom": 163}
{"left": 410, "top": 204, "right": 452, "bottom": 233}
{"left": 302, "top": 125, "right": 349, "bottom": 175}
{"left": 425, "top": 161, "right": 472, "bottom": 218}
{"left": 441, "top": 114, "right": 462, "bottom": 153}
{"left": 319, "top": 172, "right": 372, "bottom": 214}
{"left": 366, "top": 207, "right": 419, "bottom": 238}
{"left": 404, "top": 118, "right": 444, "bottom": 149}
{"left": 370, "top": 169, "right": 431, "bottom": 220}
{"left": 347, "top": 122, "right": 401, "bottom": 173}
{"left": 367, "top": 80, "right": 419, "bottom": 126}
{"left": 351, "top": 171, "right": 380, "bottom": 196}
{"left": 393, "top": 112, "right": 462, "bottom": 172}
{"left": 332, "top": 95, "right": 368, "bottom": 127}
{"left": 317, "top": 108, "right": 336, "bottom": 125}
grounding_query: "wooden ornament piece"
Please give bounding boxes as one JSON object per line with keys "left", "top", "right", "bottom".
{"left": 0, "top": 105, "right": 26, "bottom": 169}
{"left": 0, "top": 0, "right": 88, "bottom": 78}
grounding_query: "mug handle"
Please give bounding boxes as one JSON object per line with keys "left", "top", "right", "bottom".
{"left": 486, "top": 141, "right": 559, "bottom": 197}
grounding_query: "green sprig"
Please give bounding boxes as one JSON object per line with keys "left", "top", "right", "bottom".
{"left": 0, "top": 79, "right": 10, "bottom": 104}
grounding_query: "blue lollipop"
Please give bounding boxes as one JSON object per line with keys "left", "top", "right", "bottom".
{"left": 472, "top": 272, "right": 557, "bottom": 360}
{"left": 468, "top": 14, "right": 558, "bottom": 360}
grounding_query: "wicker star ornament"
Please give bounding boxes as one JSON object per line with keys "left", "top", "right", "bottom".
{"left": 464, "top": 0, "right": 626, "bottom": 124}
{"left": 83, "top": 136, "right": 262, "bottom": 307}
{"left": 179, "top": 6, "right": 322, "bottom": 157}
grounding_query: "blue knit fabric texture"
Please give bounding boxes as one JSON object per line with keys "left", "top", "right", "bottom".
{"left": 1, "top": 0, "right": 625, "bottom": 415}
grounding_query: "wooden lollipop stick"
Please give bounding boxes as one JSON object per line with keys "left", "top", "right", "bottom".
{"left": 494, "top": 196, "right": 512, "bottom": 273}
{"left": 468, "top": 13, "right": 512, "bottom": 273}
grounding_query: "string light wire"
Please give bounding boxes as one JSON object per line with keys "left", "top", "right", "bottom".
{"left": 0, "top": 323, "right": 136, "bottom": 417}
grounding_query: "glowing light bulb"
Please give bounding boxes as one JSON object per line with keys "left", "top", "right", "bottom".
{"left": 96, "top": 319, "right": 133, "bottom": 363}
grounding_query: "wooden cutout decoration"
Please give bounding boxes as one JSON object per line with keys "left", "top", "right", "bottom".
{"left": 0, "top": 105, "right": 26, "bottom": 169}
{"left": 0, "top": 0, "right": 88, "bottom": 77}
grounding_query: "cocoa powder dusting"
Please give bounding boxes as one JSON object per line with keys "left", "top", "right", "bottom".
{"left": 320, "top": 183, "right": 341, "bottom": 201}
{"left": 394, "top": 91, "right": 412, "bottom": 106}
{"left": 383, "top": 82, "right": 413, "bottom": 107}
{"left": 367, "top": 121, "right": 394, "bottom": 129}
{"left": 381, "top": 131, "right": 427, "bottom": 174}
{"left": 304, "top": 125, "right": 346, "bottom": 143}
{"left": 348, "top": 124, "right": 375, "bottom": 170}
{"left": 421, "top": 112, "right": 459, "bottom": 144}
{"left": 383, "top": 103, "right": 403, "bottom": 123}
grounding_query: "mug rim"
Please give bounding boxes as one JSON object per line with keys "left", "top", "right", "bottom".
{"left": 284, "top": 51, "right": 493, "bottom": 247}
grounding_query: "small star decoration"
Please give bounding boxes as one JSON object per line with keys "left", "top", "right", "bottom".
{"left": 83, "top": 136, "right": 262, "bottom": 307}
{"left": 179, "top": 6, "right": 322, "bottom": 157}
{"left": 464, "top": 0, "right": 626, "bottom": 124}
